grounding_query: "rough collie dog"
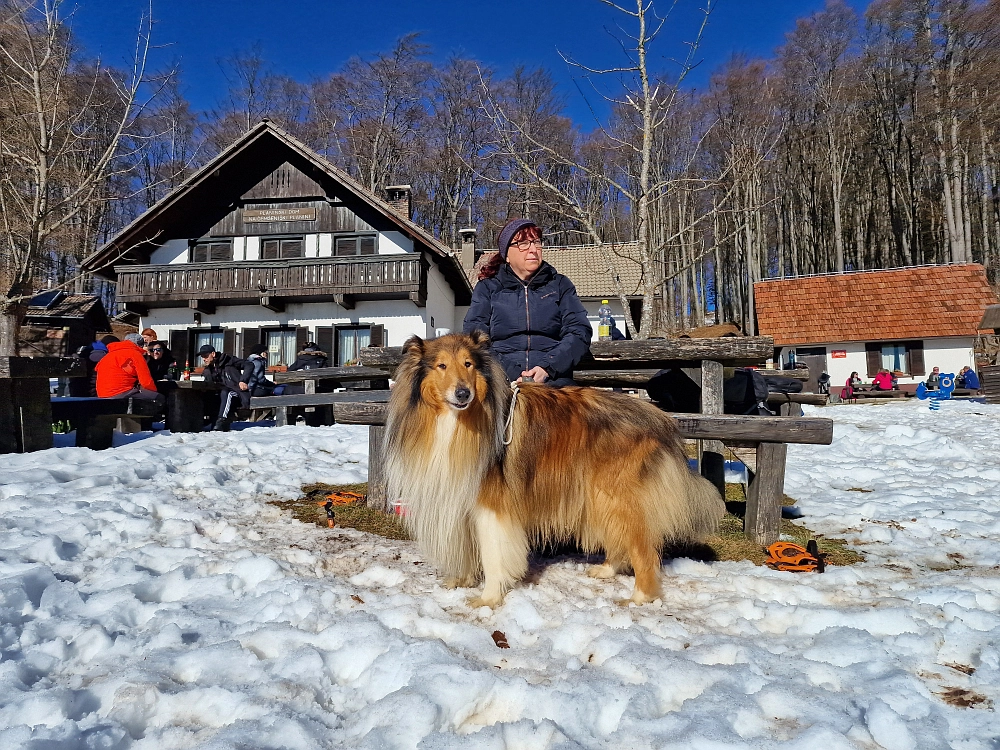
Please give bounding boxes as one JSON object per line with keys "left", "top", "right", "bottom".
{"left": 384, "top": 332, "right": 724, "bottom": 607}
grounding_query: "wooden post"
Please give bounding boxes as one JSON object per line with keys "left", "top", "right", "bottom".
{"left": 367, "top": 425, "right": 389, "bottom": 512}
{"left": 700, "top": 360, "right": 726, "bottom": 499}
{"left": 275, "top": 406, "right": 289, "bottom": 427}
{"left": 16, "top": 378, "right": 54, "bottom": 452}
{"left": 166, "top": 388, "right": 205, "bottom": 432}
{"left": 744, "top": 441, "right": 786, "bottom": 545}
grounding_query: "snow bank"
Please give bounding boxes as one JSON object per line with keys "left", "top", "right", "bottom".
{"left": 1, "top": 403, "right": 998, "bottom": 748}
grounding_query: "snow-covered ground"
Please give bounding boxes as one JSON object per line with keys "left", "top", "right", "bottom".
{"left": 2, "top": 400, "right": 999, "bottom": 748}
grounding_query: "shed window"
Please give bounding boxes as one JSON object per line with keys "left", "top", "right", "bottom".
{"left": 191, "top": 240, "right": 233, "bottom": 262}
{"left": 261, "top": 237, "right": 304, "bottom": 259}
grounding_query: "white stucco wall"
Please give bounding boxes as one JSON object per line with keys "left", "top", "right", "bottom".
{"left": 148, "top": 239, "right": 188, "bottom": 265}
{"left": 379, "top": 231, "right": 413, "bottom": 254}
{"left": 776, "top": 337, "right": 976, "bottom": 388}
{"left": 139, "top": 300, "right": 427, "bottom": 356}
{"left": 425, "top": 261, "right": 457, "bottom": 338}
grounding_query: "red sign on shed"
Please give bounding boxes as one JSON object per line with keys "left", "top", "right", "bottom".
{"left": 831, "top": 350, "right": 847, "bottom": 358}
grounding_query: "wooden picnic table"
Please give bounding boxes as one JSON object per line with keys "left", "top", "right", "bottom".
{"left": 164, "top": 379, "right": 221, "bottom": 432}
{"left": 356, "top": 337, "right": 834, "bottom": 545}
{"left": 1, "top": 355, "right": 82, "bottom": 453}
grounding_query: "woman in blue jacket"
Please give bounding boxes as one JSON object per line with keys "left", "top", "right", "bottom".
{"left": 463, "top": 218, "right": 592, "bottom": 385}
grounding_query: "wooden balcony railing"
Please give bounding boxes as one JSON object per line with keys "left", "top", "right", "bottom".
{"left": 114, "top": 254, "right": 428, "bottom": 310}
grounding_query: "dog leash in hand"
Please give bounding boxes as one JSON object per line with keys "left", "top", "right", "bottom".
{"left": 503, "top": 382, "right": 520, "bottom": 445}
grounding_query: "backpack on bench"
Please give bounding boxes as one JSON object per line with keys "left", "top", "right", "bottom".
{"left": 724, "top": 368, "right": 774, "bottom": 416}
{"left": 646, "top": 367, "right": 775, "bottom": 416}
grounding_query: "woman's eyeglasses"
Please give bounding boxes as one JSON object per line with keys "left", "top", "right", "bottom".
{"left": 509, "top": 238, "right": 544, "bottom": 252}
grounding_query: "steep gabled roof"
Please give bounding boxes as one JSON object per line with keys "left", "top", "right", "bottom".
{"left": 754, "top": 264, "right": 996, "bottom": 346}
{"left": 467, "top": 242, "right": 645, "bottom": 298}
{"left": 83, "top": 121, "right": 471, "bottom": 301}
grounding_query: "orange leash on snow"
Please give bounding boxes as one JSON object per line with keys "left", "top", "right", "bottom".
{"left": 765, "top": 540, "right": 826, "bottom": 573}
{"left": 316, "top": 491, "right": 366, "bottom": 528}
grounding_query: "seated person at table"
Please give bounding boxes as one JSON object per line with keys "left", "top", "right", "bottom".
{"left": 463, "top": 218, "right": 591, "bottom": 386}
{"left": 872, "top": 369, "right": 894, "bottom": 391}
{"left": 95, "top": 333, "right": 164, "bottom": 404}
{"left": 959, "top": 365, "right": 981, "bottom": 391}
{"left": 200, "top": 344, "right": 274, "bottom": 431}
{"left": 144, "top": 341, "right": 177, "bottom": 383}
{"left": 925, "top": 366, "right": 940, "bottom": 390}
{"left": 840, "top": 371, "right": 862, "bottom": 400}
{"left": 288, "top": 342, "right": 329, "bottom": 371}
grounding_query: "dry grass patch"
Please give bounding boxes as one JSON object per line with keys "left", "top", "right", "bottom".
{"left": 269, "top": 482, "right": 409, "bottom": 540}
{"left": 270, "top": 481, "right": 864, "bottom": 568}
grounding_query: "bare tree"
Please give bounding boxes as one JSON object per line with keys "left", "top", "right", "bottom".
{"left": 0, "top": 0, "right": 155, "bottom": 355}
{"left": 481, "top": 0, "right": 719, "bottom": 338}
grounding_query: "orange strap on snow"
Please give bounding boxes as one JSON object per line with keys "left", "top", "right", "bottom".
{"left": 765, "top": 540, "right": 825, "bottom": 573}
{"left": 315, "top": 491, "right": 365, "bottom": 529}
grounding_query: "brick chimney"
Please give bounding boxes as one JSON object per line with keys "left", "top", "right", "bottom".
{"left": 385, "top": 185, "right": 412, "bottom": 220}
{"left": 459, "top": 227, "right": 477, "bottom": 270}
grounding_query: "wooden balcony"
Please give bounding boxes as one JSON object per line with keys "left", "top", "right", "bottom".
{"left": 114, "top": 254, "right": 429, "bottom": 313}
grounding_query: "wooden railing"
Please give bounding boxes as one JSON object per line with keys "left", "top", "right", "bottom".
{"left": 114, "top": 254, "right": 428, "bottom": 304}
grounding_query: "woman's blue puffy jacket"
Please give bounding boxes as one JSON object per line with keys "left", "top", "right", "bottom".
{"left": 462, "top": 261, "right": 592, "bottom": 383}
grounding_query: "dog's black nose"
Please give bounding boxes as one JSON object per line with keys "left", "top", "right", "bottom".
{"left": 455, "top": 386, "right": 471, "bottom": 402}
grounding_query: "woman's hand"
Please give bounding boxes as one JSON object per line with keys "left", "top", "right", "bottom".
{"left": 520, "top": 366, "right": 549, "bottom": 383}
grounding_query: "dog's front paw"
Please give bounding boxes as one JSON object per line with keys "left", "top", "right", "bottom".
{"left": 616, "top": 587, "right": 661, "bottom": 606}
{"left": 443, "top": 575, "right": 477, "bottom": 589}
{"left": 467, "top": 593, "right": 504, "bottom": 609}
{"left": 586, "top": 563, "right": 618, "bottom": 580}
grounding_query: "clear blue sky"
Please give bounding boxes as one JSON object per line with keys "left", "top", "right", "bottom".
{"left": 71, "top": 0, "right": 868, "bottom": 128}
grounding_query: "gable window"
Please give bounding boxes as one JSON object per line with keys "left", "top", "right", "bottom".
{"left": 261, "top": 237, "right": 304, "bottom": 259}
{"left": 335, "top": 234, "right": 377, "bottom": 256}
{"left": 190, "top": 239, "right": 233, "bottom": 262}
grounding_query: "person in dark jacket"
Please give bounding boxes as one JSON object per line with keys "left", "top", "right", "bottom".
{"left": 144, "top": 341, "right": 177, "bottom": 383}
{"left": 68, "top": 345, "right": 95, "bottom": 397}
{"left": 199, "top": 344, "right": 256, "bottom": 431}
{"left": 288, "top": 342, "right": 329, "bottom": 371}
{"left": 463, "top": 218, "right": 592, "bottom": 385}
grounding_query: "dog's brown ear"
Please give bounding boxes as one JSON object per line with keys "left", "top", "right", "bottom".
{"left": 402, "top": 335, "right": 425, "bottom": 359}
{"left": 468, "top": 329, "right": 490, "bottom": 349}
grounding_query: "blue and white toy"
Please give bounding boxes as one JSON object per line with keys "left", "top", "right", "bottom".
{"left": 916, "top": 373, "right": 955, "bottom": 407}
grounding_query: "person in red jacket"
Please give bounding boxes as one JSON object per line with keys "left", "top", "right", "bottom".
{"left": 95, "top": 333, "right": 164, "bottom": 404}
{"left": 872, "top": 369, "right": 894, "bottom": 391}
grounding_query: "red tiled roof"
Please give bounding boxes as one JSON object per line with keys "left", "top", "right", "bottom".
{"left": 754, "top": 264, "right": 997, "bottom": 346}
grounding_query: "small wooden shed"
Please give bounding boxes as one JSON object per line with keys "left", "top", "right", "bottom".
{"left": 20, "top": 292, "right": 112, "bottom": 356}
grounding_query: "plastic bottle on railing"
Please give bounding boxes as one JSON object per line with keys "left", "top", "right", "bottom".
{"left": 598, "top": 300, "right": 614, "bottom": 341}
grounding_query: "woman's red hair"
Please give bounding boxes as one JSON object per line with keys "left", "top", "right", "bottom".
{"left": 478, "top": 225, "right": 542, "bottom": 280}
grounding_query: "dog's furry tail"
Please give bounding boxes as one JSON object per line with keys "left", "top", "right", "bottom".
{"left": 681, "top": 471, "right": 726, "bottom": 539}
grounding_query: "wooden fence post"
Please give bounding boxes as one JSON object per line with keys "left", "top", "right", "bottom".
{"left": 700, "top": 360, "right": 726, "bottom": 499}
{"left": 367, "top": 425, "right": 389, "bottom": 512}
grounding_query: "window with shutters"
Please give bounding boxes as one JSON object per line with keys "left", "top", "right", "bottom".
{"left": 334, "top": 234, "right": 377, "bottom": 256}
{"left": 260, "top": 237, "right": 304, "bottom": 259}
{"left": 190, "top": 239, "right": 233, "bottom": 262}
{"left": 865, "top": 340, "right": 924, "bottom": 377}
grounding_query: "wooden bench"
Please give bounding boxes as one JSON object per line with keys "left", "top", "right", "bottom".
{"left": 249, "top": 388, "right": 391, "bottom": 426}
{"left": 330, "top": 400, "right": 833, "bottom": 546}
{"left": 51, "top": 396, "right": 164, "bottom": 450}
{"left": 252, "top": 339, "right": 835, "bottom": 545}
{"left": 265, "top": 366, "right": 389, "bottom": 425}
